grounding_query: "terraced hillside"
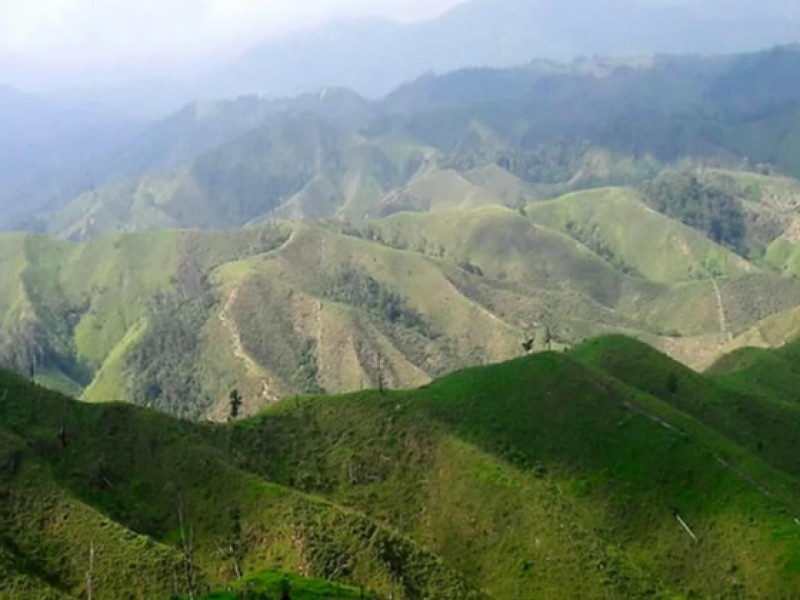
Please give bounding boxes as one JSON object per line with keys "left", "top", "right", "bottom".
{"left": 3, "top": 336, "right": 800, "bottom": 598}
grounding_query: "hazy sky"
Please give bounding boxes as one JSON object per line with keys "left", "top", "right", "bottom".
{"left": 0, "top": 0, "right": 463, "bottom": 86}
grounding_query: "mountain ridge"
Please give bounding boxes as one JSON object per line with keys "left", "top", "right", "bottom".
{"left": 4, "top": 334, "right": 800, "bottom": 597}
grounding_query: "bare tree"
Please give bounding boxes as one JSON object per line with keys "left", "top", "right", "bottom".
{"left": 172, "top": 566, "right": 180, "bottom": 599}
{"left": 226, "top": 508, "right": 243, "bottom": 580}
{"left": 377, "top": 353, "right": 385, "bottom": 394}
{"left": 178, "top": 501, "right": 197, "bottom": 600}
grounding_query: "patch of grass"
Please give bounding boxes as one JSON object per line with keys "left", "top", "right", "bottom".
{"left": 200, "top": 570, "right": 368, "bottom": 599}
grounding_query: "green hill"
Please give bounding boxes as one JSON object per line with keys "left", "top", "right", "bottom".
{"left": 19, "top": 47, "right": 800, "bottom": 244}
{"left": 4, "top": 335, "right": 800, "bottom": 598}
{"left": 43, "top": 120, "right": 440, "bottom": 240}
{"left": 526, "top": 187, "right": 752, "bottom": 283}
{"left": 572, "top": 336, "right": 800, "bottom": 481}
{"left": 4, "top": 206, "right": 800, "bottom": 418}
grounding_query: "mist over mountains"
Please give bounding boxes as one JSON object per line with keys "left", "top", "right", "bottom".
{"left": 5, "top": 3, "right": 800, "bottom": 598}
{"left": 1, "top": 0, "right": 798, "bottom": 203}
{"left": 5, "top": 0, "right": 797, "bottom": 117}
{"left": 213, "top": 0, "right": 800, "bottom": 101}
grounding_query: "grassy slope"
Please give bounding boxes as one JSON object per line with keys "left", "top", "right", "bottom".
{"left": 235, "top": 348, "right": 800, "bottom": 598}
{"left": 0, "top": 370, "right": 476, "bottom": 600}
{"left": 200, "top": 571, "right": 366, "bottom": 599}
{"left": 571, "top": 336, "right": 800, "bottom": 481}
{"left": 526, "top": 187, "right": 752, "bottom": 283}
{"left": 709, "top": 337, "right": 800, "bottom": 404}
{"left": 358, "top": 205, "right": 800, "bottom": 359}
{"left": 4, "top": 203, "right": 800, "bottom": 418}
{"left": 4, "top": 335, "right": 800, "bottom": 597}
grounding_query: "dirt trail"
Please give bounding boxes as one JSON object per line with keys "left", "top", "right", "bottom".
{"left": 219, "top": 287, "right": 280, "bottom": 404}
{"left": 711, "top": 277, "right": 732, "bottom": 343}
{"left": 213, "top": 226, "right": 299, "bottom": 413}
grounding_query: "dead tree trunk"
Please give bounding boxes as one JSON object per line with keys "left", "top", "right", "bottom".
{"left": 178, "top": 503, "right": 197, "bottom": 600}
{"left": 86, "top": 541, "right": 95, "bottom": 600}
{"left": 377, "top": 354, "right": 385, "bottom": 394}
{"left": 673, "top": 509, "right": 698, "bottom": 542}
{"left": 229, "top": 543, "right": 243, "bottom": 580}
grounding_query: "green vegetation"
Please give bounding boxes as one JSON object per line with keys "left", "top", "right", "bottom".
{"left": 319, "top": 266, "right": 429, "bottom": 333}
{"left": 8, "top": 51, "right": 800, "bottom": 416}
{"left": 5, "top": 192, "right": 800, "bottom": 419}
{"left": 12, "top": 47, "right": 800, "bottom": 240}
{"left": 4, "top": 334, "right": 800, "bottom": 598}
{"left": 200, "top": 570, "right": 368, "bottom": 599}
{"left": 641, "top": 170, "right": 748, "bottom": 255}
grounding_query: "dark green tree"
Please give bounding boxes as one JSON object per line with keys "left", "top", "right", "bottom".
{"left": 280, "top": 576, "right": 291, "bottom": 600}
{"left": 666, "top": 372, "right": 679, "bottom": 394}
{"left": 229, "top": 389, "right": 243, "bottom": 421}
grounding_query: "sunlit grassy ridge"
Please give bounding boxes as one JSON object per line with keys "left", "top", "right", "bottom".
{"left": 3, "top": 335, "right": 800, "bottom": 598}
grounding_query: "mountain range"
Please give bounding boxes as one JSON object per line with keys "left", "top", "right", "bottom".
{"left": 4, "top": 11, "right": 800, "bottom": 599}
{"left": 9, "top": 45, "right": 800, "bottom": 234}
{"left": 211, "top": 0, "right": 800, "bottom": 99}
{"left": 3, "top": 47, "right": 800, "bottom": 419}
{"left": 36, "top": 0, "right": 800, "bottom": 117}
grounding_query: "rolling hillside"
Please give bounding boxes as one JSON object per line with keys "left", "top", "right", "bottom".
{"left": 4, "top": 189, "right": 800, "bottom": 420}
{"left": 5, "top": 48, "right": 800, "bottom": 419}
{"left": 24, "top": 46, "right": 800, "bottom": 242}
{"left": 3, "top": 335, "right": 800, "bottom": 598}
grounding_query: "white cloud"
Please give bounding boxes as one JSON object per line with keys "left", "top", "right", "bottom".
{"left": 0, "top": 0, "right": 462, "bottom": 75}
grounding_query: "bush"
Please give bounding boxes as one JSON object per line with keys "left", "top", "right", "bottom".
{"left": 321, "top": 267, "right": 429, "bottom": 333}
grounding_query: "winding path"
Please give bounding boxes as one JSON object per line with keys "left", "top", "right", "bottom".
{"left": 710, "top": 277, "right": 732, "bottom": 343}
{"left": 218, "top": 287, "right": 280, "bottom": 404}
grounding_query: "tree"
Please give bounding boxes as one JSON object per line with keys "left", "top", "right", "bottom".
{"left": 521, "top": 338, "right": 534, "bottom": 355}
{"left": 225, "top": 507, "right": 244, "bottom": 580}
{"left": 280, "top": 576, "right": 291, "bottom": 600}
{"left": 542, "top": 326, "right": 552, "bottom": 352}
{"left": 27, "top": 337, "right": 37, "bottom": 383}
{"left": 666, "top": 372, "right": 679, "bottom": 394}
{"left": 229, "top": 389, "right": 243, "bottom": 421}
{"left": 532, "top": 324, "right": 552, "bottom": 352}
{"left": 59, "top": 424, "right": 68, "bottom": 449}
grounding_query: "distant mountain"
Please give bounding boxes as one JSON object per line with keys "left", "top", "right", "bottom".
{"left": 34, "top": 46, "right": 800, "bottom": 240}
{"left": 0, "top": 87, "right": 374, "bottom": 232}
{"left": 0, "top": 86, "right": 142, "bottom": 230}
{"left": 205, "top": 0, "right": 800, "bottom": 101}
{"left": 46, "top": 0, "right": 800, "bottom": 118}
